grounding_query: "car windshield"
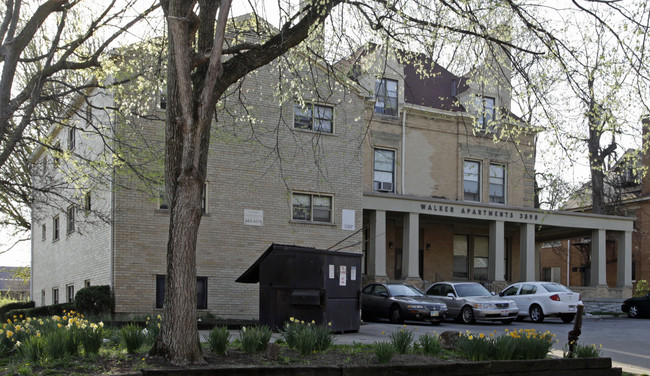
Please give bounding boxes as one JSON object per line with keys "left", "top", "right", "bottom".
{"left": 455, "top": 283, "right": 492, "bottom": 297}
{"left": 540, "top": 283, "right": 571, "bottom": 293}
{"left": 387, "top": 284, "right": 423, "bottom": 297}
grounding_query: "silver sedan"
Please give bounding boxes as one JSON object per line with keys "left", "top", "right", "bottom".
{"left": 426, "top": 282, "right": 518, "bottom": 324}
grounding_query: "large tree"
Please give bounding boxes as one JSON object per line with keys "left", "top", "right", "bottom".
{"left": 150, "top": 0, "right": 650, "bottom": 366}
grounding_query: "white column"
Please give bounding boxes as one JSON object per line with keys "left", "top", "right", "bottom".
{"left": 489, "top": 220, "right": 505, "bottom": 281}
{"left": 617, "top": 231, "right": 633, "bottom": 288}
{"left": 519, "top": 223, "right": 535, "bottom": 281}
{"left": 368, "top": 210, "right": 387, "bottom": 279}
{"left": 590, "top": 229, "right": 607, "bottom": 286}
{"left": 402, "top": 212, "right": 420, "bottom": 279}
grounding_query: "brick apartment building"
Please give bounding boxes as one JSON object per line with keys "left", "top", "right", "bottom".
{"left": 30, "top": 28, "right": 636, "bottom": 319}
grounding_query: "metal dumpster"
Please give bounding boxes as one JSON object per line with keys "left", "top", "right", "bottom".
{"left": 236, "top": 243, "right": 362, "bottom": 332}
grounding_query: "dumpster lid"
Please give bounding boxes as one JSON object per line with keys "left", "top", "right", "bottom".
{"left": 235, "top": 243, "right": 361, "bottom": 284}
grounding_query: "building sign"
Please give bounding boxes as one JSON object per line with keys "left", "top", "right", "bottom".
{"left": 244, "top": 209, "right": 263, "bottom": 226}
{"left": 342, "top": 209, "right": 355, "bottom": 231}
{"left": 418, "top": 203, "right": 539, "bottom": 221}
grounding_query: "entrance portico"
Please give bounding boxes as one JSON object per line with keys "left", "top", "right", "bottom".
{"left": 363, "top": 193, "right": 634, "bottom": 292}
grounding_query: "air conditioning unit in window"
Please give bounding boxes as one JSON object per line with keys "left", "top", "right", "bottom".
{"left": 374, "top": 181, "right": 393, "bottom": 192}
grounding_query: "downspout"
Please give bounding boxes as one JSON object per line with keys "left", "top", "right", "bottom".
{"left": 401, "top": 109, "right": 407, "bottom": 194}
{"left": 567, "top": 239, "right": 571, "bottom": 287}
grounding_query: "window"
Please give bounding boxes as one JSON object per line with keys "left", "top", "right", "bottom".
{"left": 201, "top": 182, "right": 208, "bottom": 213}
{"left": 66, "top": 284, "right": 75, "bottom": 303}
{"left": 375, "top": 78, "right": 398, "bottom": 115}
{"left": 160, "top": 91, "right": 167, "bottom": 110}
{"left": 41, "top": 224, "right": 46, "bottom": 241}
{"left": 41, "top": 290, "right": 45, "bottom": 306}
{"left": 292, "top": 193, "right": 332, "bottom": 223}
{"left": 84, "top": 280, "right": 91, "bottom": 288}
{"left": 197, "top": 277, "right": 208, "bottom": 309}
{"left": 501, "top": 284, "right": 520, "bottom": 296}
{"left": 84, "top": 192, "right": 91, "bottom": 213}
{"left": 85, "top": 104, "right": 92, "bottom": 126}
{"left": 53, "top": 215, "right": 60, "bottom": 241}
{"left": 489, "top": 164, "right": 505, "bottom": 204}
{"left": 52, "top": 288, "right": 59, "bottom": 305}
{"left": 373, "top": 149, "right": 395, "bottom": 192}
{"left": 155, "top": 275, "right": 208, "bottom": 309}
{"left": 463, "top": 160, "right": 481, "bottom": 201}
{"left": 294, "top": 103, "right": 333, "bottom": 133}
{"left": 477, "top": 96, "right": 495, "bottom": 128}
{"left": 158, "top": 187, "right": 169, "bottom": 210}
{"left": 473, "top": 236, "right": 489, "bottom": 281}
{"left": 66, "top": 205, "right": 75, "bottom": 234}
{"left": 453, "top": 235, "right": 469, "bottom": 278}
{"left": 542, "top": 267, "right": 561, "bottom": 283}
{"left": 520, "top": 284, "right": 537, "bottom": 295}
{"left": 68, "top": 127, "right": 76, "bottom": 150}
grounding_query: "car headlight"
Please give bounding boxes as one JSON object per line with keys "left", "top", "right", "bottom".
{"left": 509, "top": 301, "right": 517, "bottom": 308}
{"left": 407, "top": 304, "right": 424, "bottom": 309}
{"left": 474, "top": 303, "right": 496, "bottom": 309}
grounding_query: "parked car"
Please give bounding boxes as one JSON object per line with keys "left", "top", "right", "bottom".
{"left": 621, "top": 292, "right": 650, "bottom": 318}
{"left": 425, "top": 282, "right": 517, "bottom": 324}
{"left": 499, "top": 282, "right": 582, "bottom": 323}
{"left": 361, "top": 283, "right": 448, "bottom": 325}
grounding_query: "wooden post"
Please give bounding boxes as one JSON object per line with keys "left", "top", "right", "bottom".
{"left": 567, "top": 304, "right": 584, "bottom": 358}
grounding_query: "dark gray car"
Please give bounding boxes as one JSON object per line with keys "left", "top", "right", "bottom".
{"left": 361, "top": 283, "right": 448, "bottom": 325}
{"left": 426, "top": 282, "right": 518, "bottom": 324}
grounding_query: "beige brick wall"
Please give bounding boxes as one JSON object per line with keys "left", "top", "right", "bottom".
{"left": 111, "top": 57, "right": 365, "bottom": 318}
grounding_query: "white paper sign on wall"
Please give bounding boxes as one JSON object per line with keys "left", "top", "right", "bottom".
{"left": 244, "top": 209, "right": 263, "bottom": 226}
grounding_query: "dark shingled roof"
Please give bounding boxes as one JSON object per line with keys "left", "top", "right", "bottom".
{"left": 0, "top": 267, "right": 30, "bottom": 292}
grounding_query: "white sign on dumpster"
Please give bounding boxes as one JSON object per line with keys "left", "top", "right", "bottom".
{"left": 339, "top": 265, "right": 347, "bottom": 286}
{"left": 329, "top": 264, "right": 335, "bottom": 279}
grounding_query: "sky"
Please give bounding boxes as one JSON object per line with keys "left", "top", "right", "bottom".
{"left": 0, "top": 232, "right": 30, "bottom": 267}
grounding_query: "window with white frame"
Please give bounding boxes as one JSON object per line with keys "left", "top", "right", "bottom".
{"left": 84, "top": 279, "right": 91, "bottom": 288}
{"left": 373, "top": 149, "right": 395, "bottom": 192}
{"left": 41, "top": 290, "right": 45, "bottom": 306}
{"left": 489, "top": 164, "right": 506, "bottom": 204}
{"left": 158, "top": 184, "right": 207, "bottom": 212}
{"left": 84, "top": 192, "right": 91, "bottom": 213}
{"left": 53, "top": 142, "right": 60, "bottom": 167}
{"left": 294, "top": 102, "right": 334, "bottom": 133}
{"left": 292, "top": 193, "right": 332, "bottom": 223}
{"left": 463, "top": 160, "right": 481, "bottom": 202}
{"left": 41, "top": 224, "right": 46, "bottom": 241}
{"left": 375, "top": 78, "right": 398, "bottom": 115}
{"left": 156, "top": 275, "right": 208, "bottom": 309}
{"left": 85, "top": 104, "right": 92, "bottom": 126}
{"left": 66, "top": 205, "right": 75, "bottom": 234}
{"left": 477, "top": 96, "right": 495, "bottom": 129}
{"left": 53, "top": 215, "right": 60, "bottom": 241}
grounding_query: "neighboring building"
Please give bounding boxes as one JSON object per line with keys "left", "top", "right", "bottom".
{"left": 540, "top": 129, "right": 650, "bottom": 290}
{"left": 30, "top": 29, "right": 636, "bottom": 319}
{"left": 0, "top": 267, "right": 30, "bottom": 300}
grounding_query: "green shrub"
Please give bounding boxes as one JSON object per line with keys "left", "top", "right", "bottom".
{"left": 0, "top": 301, "right": 34, "bottom": 321}
{"left": 418, "top": 333, "right": 442, "bottom": 356}
{"left": 144, "top": 315, "right": 162, "bottom": 346}
{"left": 312, "top": 324, "right": 333, "bottom": 351}
{"left": 565, "top": 342, "right": 602, "bottom": 358}
{"left": 281, "top": 319, "right": 333, "bottom": 355}
{"left": 374, "top": 341, "right": 395, "bottom": 364}
{"left": 121, "top": 323, "right": 146, "bottom": 353}
{"left": 6, "top": 302, "right": 75, "bottom": 319}
{"left": 456, "top": 332, "right": 494, "bottom": 361}
{"left": 44, "top": 327, "right": 77, "bottom": 359}
{"left": 634, "top": 280, "right": 648, "bottom": 297}
{"left": 79, "top": 324, "right": 105, "bottom": 355}
{"left": 239, "top": 326, "right": 271, "bottom": 353}
{"left": 389, "top": 327, "right": 414, "bottom": 354}
{"left": 17, "top": 336, "right": 45, "bottom": 362}
{"left": 206, "top": 326, "right": 230, "bottom": 355}
{"left": 75, "top": 285, "right": 114, "bottom": 315}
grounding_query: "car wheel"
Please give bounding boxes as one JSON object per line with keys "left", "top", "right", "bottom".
{"left": 560, "top": 313, "right": 575, "bottom": 323}
{"left": 628, "top": 305, "right": 639, "bottom": 318}
{"left": 461, "top": 306, "right": 476, "bottom": 324}
{"left": 500, "top": 319, "right": 514, "bottom": 324}
{"left": 529, "top": 304, "right": 544, "bottom": 323}
{"left": 389, "top": 305, "right": 404, "bottom": 324}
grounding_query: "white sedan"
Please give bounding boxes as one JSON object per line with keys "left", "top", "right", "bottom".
{"left": 499, "top": 282, "right": 582, "bottom": 323}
